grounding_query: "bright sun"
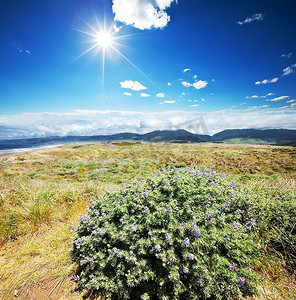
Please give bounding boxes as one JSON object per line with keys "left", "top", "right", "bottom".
{"left": 96, "top": 30, "right": 113, "bottom": 49}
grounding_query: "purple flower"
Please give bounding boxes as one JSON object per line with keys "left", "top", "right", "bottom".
{"left": 178, "top": 223, "right": 185, "bottom": 230}
{"left": 166, "top": 207, "right": 173, "bottom": 213}
{"left": 230, "top": 192, "right": 235, "bottom": 198}
{"left": 230, "top": 262, "right": 237, "bottom": 270}
{"left": 82, "top": 256, "right": 90, "bottom": 263}
{"left": 97, "top": 228, "right": 105, "bottom": 235}
{"left": 112, "top": 247, "right": 119, "bottom": 254}
{"left": 73, "top": 275, "right": 80, "bottom": 282}
{"left": 165, "top": 233, "right": 172, "bottom": 241}
{"left": 193, "top": 229, "right": 201, "bottom": 237}
{"left": 229, "top": 181, "right": 235, "bottom": 188}
{"left": 120, "top": 197, "right": 125, "bottom": 202}
{"left": 182, "top": 267, "right": 189, "bottom": 274}
{"left": 129, "top": 225, "right": 136, "bottom": 232}
{"left": 170, "top": 255, "right": 177, "bottom": 263}
{"left": 85, "top": 206, "right": 92, "bottom": 213}
{"left": 245, "top": 194, "right": 250, "bottom": 200}
{"left": 119, "top": 218, "right": 124, "bottom": 224}
{"left": 221, "top": 173, "right": 227, "bottom": 179}
{"left": 208, "top": 175, "right": 214, "bottom": 183}
{"left": 70, "top": 225, "right": 76, "bottom": 233}
{"left": 131, "top": 257, "right": 137, "bottom": 264}
{"left": 79, "top": 214, "right": 90, "bottom": 223}
{"left": 182, "top": 237, "right": 190, "bottom": 247}
{"left": 144, "top": 191, "right": 149, "bottom": 197}
{"left": 148, "top": 231, "right": 153, "bottom": 236}
{"left": 261, "top": 274, "right": 266, "bottom": 280}
{"left": 187, "top": 253, "right": 195, "bottom": 261}
{"left": 234, "top": 209, "right": 242, "bottom": 215}
{"left": 155, "top": 245, "right": 161, "bottom": 252}
{"left": 237, "top": 277, "right": 246, "bottom": 285}
{"left": 90, "top": 199, "right": 95, "bottom": 205}
{"left": 204, "top": 212, "right": 212, "bottom": 219}
{"left": 233, "top": 222, "right": 241, "bottom": 229}
{"left": 224, "top": 200, "right": 231, "bottom": 208}
{"left": 223, "top": 237, "right": 230, "bottom": 243}
{"left": 174, "top": 168, "right": 179, "bottom": 173}
{"left": 143, "top": 206, "right": 149, "bottom": 211}
{"left": 102, "top": 212, "right": 107, "bottom": 217}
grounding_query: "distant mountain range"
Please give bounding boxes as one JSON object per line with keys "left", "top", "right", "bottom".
{"left": 0, "top": 129, "right": 296, "bottom": 150}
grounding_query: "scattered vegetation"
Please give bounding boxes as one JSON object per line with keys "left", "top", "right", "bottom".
{"left": 0, "top": 142, "right": 295, "bottom": 299}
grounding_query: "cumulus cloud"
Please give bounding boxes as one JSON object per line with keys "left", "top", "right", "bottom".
{"left": 287, "top": 99, "right": 296, "bottom": 103}
{"left": 120, "top": 80, "right": 147, "bottom": 91}
{"left": 282, "top": 64, "right": 296, "bottom": 76}
{"left": 237, "top": 13, "right": 264, "bottom": 25}
{"left": 140, "top": 93, "right": 150, "bottom": 97}
{"left": 192, "top": 80, "right": 208, "bottom": 90}
{"left": 112, "top": 0, "right": 176, "bottom": 30}
{"left": 182, "top": 80, "right": 208, "bottom": 90}
{"left": 123, "top": 92, "right": 132, "bottom": 96}
{"left": 156, "top": 93, "right": 165, "bottom": 97}
{"left": 182, "top": 81, "right": 192, "bottom": 87}
{"left": 182, "top": 68, "right": 191, "bottom": 73}
{"left": 255, "top": 77, "right": 278, "bottom": 85}
{"left": 268, "top": 96, "right": 290, "bottom": 102}
{"left": 246, "top": 94, "right": 268, "bottom": 99}
{"left": 1, "top": 109, "right": 296, "bottom": 139}
{"left": 167, "top": 82, "right": 172, "bottom": 86}
{"left": 193, "top": 75, "right": 198, "bottom": 79}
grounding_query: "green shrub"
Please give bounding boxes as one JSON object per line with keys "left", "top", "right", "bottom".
{"left": 72, "top": 167, "right": 259, "bottom": 299}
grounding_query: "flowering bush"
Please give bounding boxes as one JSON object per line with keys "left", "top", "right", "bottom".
{"left": 72, "top": 166, "right": 259, "bottom": 299}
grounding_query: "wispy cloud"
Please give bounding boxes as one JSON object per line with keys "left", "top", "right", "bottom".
{"left": 237, "top": 13, "right": 264, "bottom": 25}
{"left": 140, "top": 93, "right": 150, "bottom": 97}
{"left": 156, "top": 93, "right": 165, "bottom": 97}
{"left": 248, "top": 105, "right": 269, "bottom": 109}
{"left": 280, "top": 53, "right": 292, "bottom": 58}
{"left": 255, "top": 77, "right": 278, "bottom": 85}
{"left": 287, "top": 99, "right": 296, "bottom": 103}
{"left": 123, "top": 92, "right": 132, "bottom": 96}
{"left": 182, "top": 68, "right": 191, "bottom": 73}
{"left": 120, "top": 80, "right": 147, "bottom": 91}
{"left": 112, "top": 0, "right": 176, "bottom": 30}
{"left": 282, "top": 63, "right": 296, "bottom": 76}
{"left": 160, "top": 100, "right": 175, "bottom": 104}
{"left": 266, "top": 92, "right": 275, "bottom": 96}
{"left": 189, "top": 104, "right": 199, "bottom": 107}
{"left": 268, "top": 96, "right": 289, "bottom": 102}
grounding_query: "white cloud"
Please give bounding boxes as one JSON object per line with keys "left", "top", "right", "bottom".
{"left": 189, "top": 104, "right": 199, "bottom": 107}
{"left": 255, "top": 77, "right": 278, "bottom": 85}
{"left": 248, "top": 105, "right": 269, "bottom": 109}
{"left": 281, "top": 53, "right": 292, "bottom": 58}
{"left": 140, "top": 93, "right": 150, "bottom": 97}
{"left": 1, "top": 109, "right": 296, "bottom": 138}
{"left": 167, "top": 82, "right": 172, "bottom": 86}
{"left": 193, "top": 100, "right": 198, "bottom": 102}
{"left": 193, "top": 75, "right": 198, "bottom": 79}
{"left": 156, "top": 93, "right": 165, "bottom": 97}
{"left": 246, "top": 95, "right": 267, "bottom": 99}
{"left": 120, "top": 80, "right": 147, "bottom": 91}
{"left": 266, "top": 92, "right": 275, "bottom": 96}
{"left": 182, "top": 81, "right": 192, "bottom": 87}
{"left": 112, "top": 0, "right": 176, "bottom": 30}
{"left": 113, "top": 24, "right": 122, "bottom": 32}
{"left": 287, "top": 99, "right": 296, "bottom": 103}
{"left": 237, "top": 13, "right": 264, "bottom": 25}
{"left": 123, "top": 92, "right": 132, "bottom": 96}
{"left": 269, "top": 96, "right": 289, "bottom": 102}
{"left": 160, "top": 100, "right": 175, "bottom": 104}
{"left": 282, "top": 64, "right": 296, "bottom": 76}
{"left": 192, "top": 80, "right": 208, "bottom": 90}
{"left": 182, "top": 68, "right": 191, "bottom": 73}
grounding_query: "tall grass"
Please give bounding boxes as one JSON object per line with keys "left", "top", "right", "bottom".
{"left": 0, "top": 142, "right": 295, "bottom": 299}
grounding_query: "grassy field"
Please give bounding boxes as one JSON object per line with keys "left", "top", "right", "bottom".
{"left": 0, "top": 142, "right": 295, "bottom": 299}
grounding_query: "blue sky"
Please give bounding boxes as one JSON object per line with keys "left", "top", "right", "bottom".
{"left": 0, "top": 0, "right": 296, "bottom": 139}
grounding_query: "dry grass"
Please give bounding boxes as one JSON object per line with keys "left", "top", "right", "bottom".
{"left": 0, "top": 142, "right": 295, "bottom": 299}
